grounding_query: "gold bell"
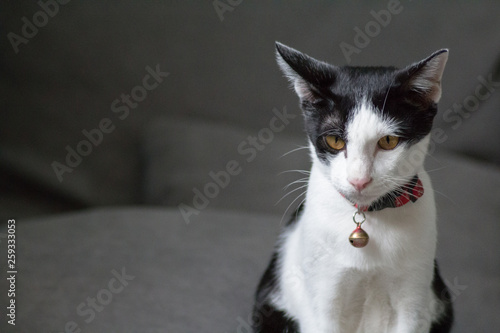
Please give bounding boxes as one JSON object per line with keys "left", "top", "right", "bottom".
{"left": 349, "top": 225, "right": 369, "bottom": 248}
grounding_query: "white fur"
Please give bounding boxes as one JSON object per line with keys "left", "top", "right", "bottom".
{"left": 273, "top": 102, "right": 442, "bottom": 332}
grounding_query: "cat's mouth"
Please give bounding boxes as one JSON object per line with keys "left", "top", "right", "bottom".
{"left": 337, "top": 175, "right": 424, "bottom": 210}
{"left": 341, "top": 191, "right": 382, "bottom": 208}
{"left": 337, "top": 182, "right": 394, "bottom": 209}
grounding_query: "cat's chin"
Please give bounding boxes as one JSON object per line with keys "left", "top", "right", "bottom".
{"left": 345, "top": 193, "right": 379, "bottom": 208}
{"left": 337, "top": 187, "right": 387, "bottom": 209}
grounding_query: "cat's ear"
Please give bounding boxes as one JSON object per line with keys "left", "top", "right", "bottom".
{"left": 397, "top": 49, "right": 449, "bottom": 105}
{"left": 275, "top": 42, "right": 337, "bottom": 103}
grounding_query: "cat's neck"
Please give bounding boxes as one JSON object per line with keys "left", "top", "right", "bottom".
{"left": 300, "top": 164, "right": 436, "bottom": 267}
{"left": 303, "top": 159, "right": 430, "bottom": 219}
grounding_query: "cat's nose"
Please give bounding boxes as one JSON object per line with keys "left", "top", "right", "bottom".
{"left": 348, "top": 177, "right": 373, "bottom": 192}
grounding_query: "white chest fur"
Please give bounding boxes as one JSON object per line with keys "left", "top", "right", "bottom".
{"left": 275, "top": 166, "right": 440, "bottom": 333}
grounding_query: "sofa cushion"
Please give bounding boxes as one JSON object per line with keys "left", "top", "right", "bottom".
{"left": 1, "top": 208, "right": 281, "bottom": 333}
{"left": 1, "top": 194, "right": 499, "bottom": 332}
{"left": 141, "top": 117, "right": 311, "bottom": 219}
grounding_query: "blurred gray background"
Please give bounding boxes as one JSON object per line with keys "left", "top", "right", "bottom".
{"left": 1, "top": 1, "right": 499, "bottom": 218}
{"left": 0, "top": 1, "right": 499, "bottom": 332}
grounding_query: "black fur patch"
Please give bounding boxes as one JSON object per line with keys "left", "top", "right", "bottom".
{"left": 430, "top": 260, "right": 454, "bottom": 332}
{"left": 252, "top": 251, "right": 299, "bottom": 332}
{"left": 276, "top": 42, "right": 446, "bottom": 162}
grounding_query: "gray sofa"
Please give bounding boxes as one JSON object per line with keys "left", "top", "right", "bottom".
{"left": 1, "top": 2, "right": 499, "bottom": 332}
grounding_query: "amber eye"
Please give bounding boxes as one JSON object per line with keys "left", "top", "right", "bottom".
{"left": 378, "top": 135, "right": 399, "bottom": 150}
{"left": 325, "top": 136, "right": 346, "bottom": 150}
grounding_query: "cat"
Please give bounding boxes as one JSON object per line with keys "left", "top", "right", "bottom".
{"left": 252, "top": 42, "right": 454, "bottom": 333}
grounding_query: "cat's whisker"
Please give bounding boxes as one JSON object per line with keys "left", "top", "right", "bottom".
{"left": 431, "top": 189, "right": 458, "bottom": 206}
{"left": 294, "top": 197, "right": 307, "bottom": 220}
{"left": 276, "top": 184, "right": 309, "bottom": 205}
{"left": 380, "top": 175, "right": 416, "bottom": 185}
{"left": 423, "top": 151, "right": 442, "bottom": 164}
{"left": 278, "top": 169, "right": 311, "bottom": 176}
{"left": 380, "top": 174, "right": 408, "bottom": 181}
{"left": 280, "top": 188, "right": 307, "bottom": 226}
{"left": 378, "top": 176, "right": 422, "bottom": 198}
{"left": 379, "top": 178, "right": 402, "bottom": 188}
{"left": 382, "top": 180, "right": 454, "bottom": 207}
{"left": 280, "top": 145, "right": 310, "bottom": 158}
{"left": 425, "top": 166, "right": 448, "bottom": 174}
{"left": 379, "top": 176, "right": 408, "bottom": 191}
{"left": 283, "top": 177, "right": 309, "bottom": 191}
{"left": 381, "top": 80, "right": 394, "bottom": 113}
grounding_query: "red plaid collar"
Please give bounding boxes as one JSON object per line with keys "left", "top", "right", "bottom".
{"left": 344, "top": 175, "right": 424, "bottom": 212}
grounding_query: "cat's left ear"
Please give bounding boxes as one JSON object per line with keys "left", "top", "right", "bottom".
{"left": 397, "top": 49, "right": 449, "bottom": 104}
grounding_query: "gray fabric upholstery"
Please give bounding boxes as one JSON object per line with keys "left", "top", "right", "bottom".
{"left": 0, "top": 198, "right": 498, "bottom": 332}
{"left": 142, "top": 117, "right": 310, "bottom": 216}
{"left": 0, "top": 209, "right": 281, "bottom": 333}
{"left": 426, "top": 151, "right": 500, "bottom": 332}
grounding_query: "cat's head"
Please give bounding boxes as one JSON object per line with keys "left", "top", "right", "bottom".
{"left": 276, "top": 42, "right": 448, "bottom": 207}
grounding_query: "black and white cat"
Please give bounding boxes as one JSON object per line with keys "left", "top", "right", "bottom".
{"left": 252, "top": 43, "right": 454, "bottom": 333}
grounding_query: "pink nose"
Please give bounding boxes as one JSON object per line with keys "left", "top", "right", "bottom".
{"left": 349, "top": 177, "right": 372, "bottom": 192}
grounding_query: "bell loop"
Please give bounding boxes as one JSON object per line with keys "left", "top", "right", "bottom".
{"left": 352, "top": 210, "right": 366, "bottom": 226}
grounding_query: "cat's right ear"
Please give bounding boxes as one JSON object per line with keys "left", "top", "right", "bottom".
{"left": 275, "top": 42, "right": 337, "bottom": 103}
